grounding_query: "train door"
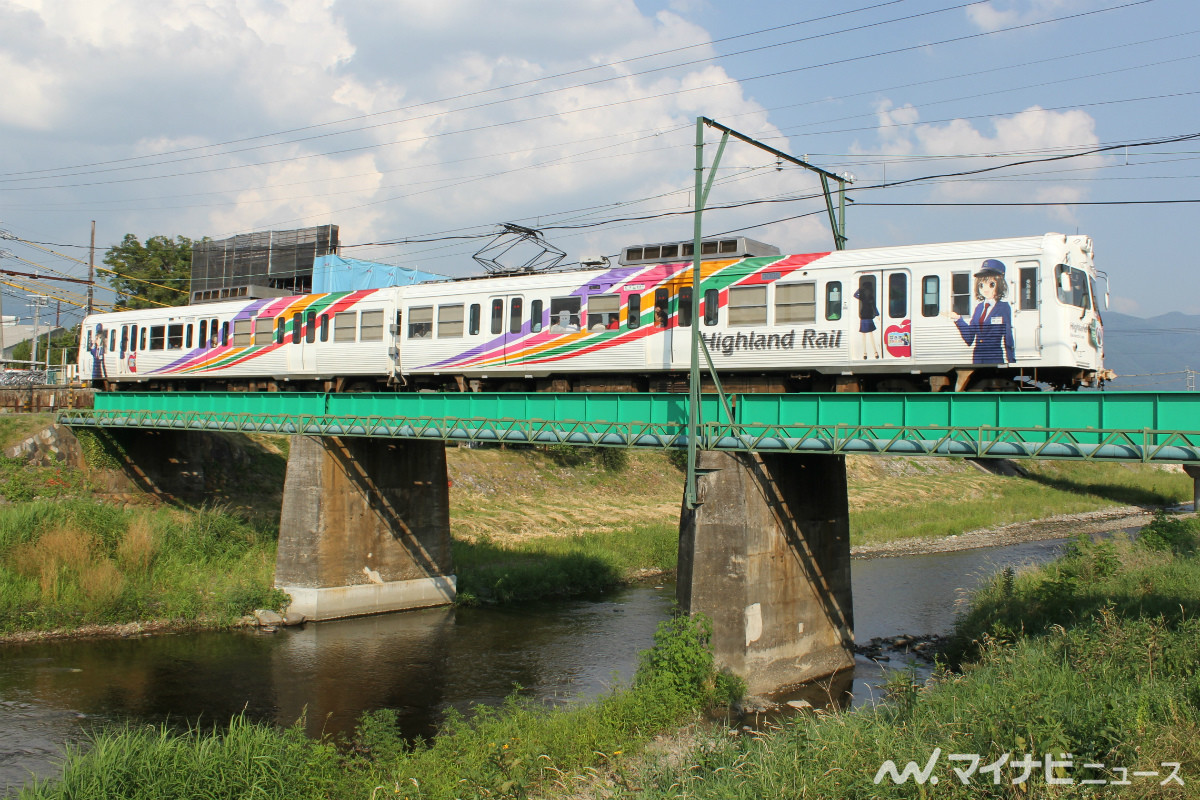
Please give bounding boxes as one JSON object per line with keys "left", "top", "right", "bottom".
{"left": 644, "top": 286, "right": 676, "bottom": 368}
{"left": 287, "top": 310, "right": 318, "bottom": 374}
{"left": 881, "top": 269, "right": 913, "bottom": 362}
{"left": 488, "top": 294, "right": 526, "bottom": 365}
{"left": 1013, "top": 261, "right": 1041, "bottom": 360}
{"left": 853, "top": 270, "right": 912, "bottom": 362}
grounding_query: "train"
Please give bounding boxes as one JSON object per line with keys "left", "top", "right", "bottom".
{"left": 77, "top": 232, "right": 1108, "bottom": 394}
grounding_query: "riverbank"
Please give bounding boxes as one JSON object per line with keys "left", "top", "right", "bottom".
{"left": 0, "top": 419, "right": 1192, "bottom": 638}
{"left": 17, "top": 513, "right": 1200, "bottom": 798}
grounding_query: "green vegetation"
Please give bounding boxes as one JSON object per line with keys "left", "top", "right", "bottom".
{"left": 848, "top": 459, "right": 1191, "bottom": 545}
{"left": 454, "top": 524, "right": 677, "bottom": 605}
{"left": 0, "top": 500, "right": 286, "bottom": 633}
{"left": 103, "top": 233, "right": 194, "bottom": 309}
{"left": 19, "top": 614, "right": 723, "bottom": 800}
{"left": 615, "top": 515, "right": 1200, "bottom": 799}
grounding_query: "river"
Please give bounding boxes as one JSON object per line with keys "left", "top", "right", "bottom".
{"left": 0, "top": 533, "right": 1096, "bottom": 795}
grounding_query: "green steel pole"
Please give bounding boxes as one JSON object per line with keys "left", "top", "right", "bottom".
{"left": 688, "top": 118, "right": 704, "bottom": 508}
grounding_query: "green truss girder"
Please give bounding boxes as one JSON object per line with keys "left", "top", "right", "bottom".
{"left": 56, "top": 391, "right": 1200, "bottom": 464}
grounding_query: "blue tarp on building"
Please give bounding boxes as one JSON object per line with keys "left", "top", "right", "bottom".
{"left": 311, "top": 255, "right": 448, "bottom": 292}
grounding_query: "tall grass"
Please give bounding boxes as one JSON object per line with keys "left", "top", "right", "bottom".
{"left": 0, "top": 500, "right": 286, "bottom": 633}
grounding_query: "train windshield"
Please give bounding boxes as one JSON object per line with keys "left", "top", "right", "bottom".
{"left": 1055, "top": 264, "right": 1091, "bottom": 310}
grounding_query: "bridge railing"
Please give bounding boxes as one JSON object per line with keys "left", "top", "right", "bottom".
{"left": 56, "top": 391, "right": 1200, "bottom": 463}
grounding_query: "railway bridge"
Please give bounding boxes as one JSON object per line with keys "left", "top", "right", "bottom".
{"left": 60, "top": 390, "right": 1200, "bottom": 695}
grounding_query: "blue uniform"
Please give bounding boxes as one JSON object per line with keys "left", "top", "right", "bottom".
{"left": 955, "top": 300, "right": 1014, "bottom": 364}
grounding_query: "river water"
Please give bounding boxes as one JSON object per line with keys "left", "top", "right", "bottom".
{"left": 0, "top": 534, "right": 1091, "bottom": 795}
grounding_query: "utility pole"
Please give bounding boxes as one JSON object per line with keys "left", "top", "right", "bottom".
{"left": 88, "top": 220, "right": 95, "bottom": 315}
{"left": 30, "top": 295, "right": 46, "bottom": 368}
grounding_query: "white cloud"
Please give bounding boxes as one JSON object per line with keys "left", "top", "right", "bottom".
{"left": 852, "top": 100, "right": 1106, "bottom": 224}
{"left": 965, "top": 0, "right": 1085, "bottom": 32}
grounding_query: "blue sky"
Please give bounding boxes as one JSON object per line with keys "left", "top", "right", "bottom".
{"left": 0, "top": 0, "right": 1196, "bottom": 328}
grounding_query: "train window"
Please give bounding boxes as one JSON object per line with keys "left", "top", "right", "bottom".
{"left": 719, "top": 239, "right": 738, "bottom": 254}
{"left": 888, "top": 274, "right": 907, "bottom": 319}
{"left": 120, "top": 326, "right": 129, "bottom": 355}
{"left": 408, "top": 307, "right": 433, "bottom": 339}
{"left": 140, "top": 327, "right": 147, "bottom": 350}
{"left": 86, "top": 330, "right": 93, "bottom": 350}
{"left": 951, "top": 272, "right": 971, "bottom": 316}
{"left": 550, "top": 297, "right": 581, "bottom": 332}
{"left": 292, "top": 313, "right": 302, "bottom": 344}
{"left": 776, "top": 282, "right": 816, "bottom": 324}
{"left": 728, "top": 286, "right": 767, "bottom": 326}
{"left": 233, "top": 319, "right": 253, "bottom": 347}
{"left": 254, "top": 317, "right": 274, "bottom": 346}
{"left": 701, "top": 241, "right": 718, "bottom": 255}
{"left": 149, "top": 325, "right": 166, "bottom": 350}
{"left": 199, "top": 320, "right": 208, "bottom": 348}
{"left": 677, "top": 287, "right": 693, "bottom": 327}
{"left": 661, "top": 244, "right": 679, "bottom": 259}
{"left": 825, "top": 281, "right": 842, "bottom": 321}
{"left": 530, "top": 299, "right": 544, "bottom": 333}
{"left": 334, "top": 311, "right": 357, "bottom": 342}
{"left": 319, "top": 314, "right": 329, "bottom": 343}
{"left": 490, "top": 299, "right": 504, "bottom": 335}
{"left": 275, "top": 317, "right": 286, "bottom": 344}
{"left": 166, "top": 324, "right": 183, "bottom": 350}
{"left": 185, "top": 324, "right": 193, "bottom": 349}
{"left": 627, "top": 293, "right": 641, "bottom": 329}
{"left": 509, "top": 298, "right": 523, "bottom": 334}
{"left": 1018, "top": 264, "right": 1038, "bottom": 310}
{"left": 361, "top": 310, "right": 384, "bottom": 341}
{"left": 682, "top": 242, "right": 694, "bottom": 256}
{"left": 110, "top": 329, "right": 117, "bottom": 351}
{"left": 626, "top": 247, "right": 643, "bottom": 261}
{"left": 305, "top": 311, "right": 316, "bottom": 344}
{"left": 1055, "top": 265, "right": 1090, "bottom": 309}
{"left": 468, "top": 304, "right": 481, "bottom": 336}
{"left": 921, "top": 276, "right": 940, "bottom": 317}
{"left": 642, "top": 246, "right": 661, "bottom": 260}
{"left": 210, "top": 319, "right": 219, "bottom": 347}
{"left": 654, "top": 288, "right": 669, "bottom": 327}
{"left": 587, "top": 294, "right": 620, "bottom": 331}
{"left": 704, "top": 288, "right": 719, "bottom": 326}
{"left": 436, "top": 305, "right": 463, "bottom": 338}
{"left": 220, "top": 321, "right": 228, "bottom": 347}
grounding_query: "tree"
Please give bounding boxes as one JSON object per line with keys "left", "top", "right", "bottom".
{"left": 103, "top": 234, "right": 194, "bottom": 309}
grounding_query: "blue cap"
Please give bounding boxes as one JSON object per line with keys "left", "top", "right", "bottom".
{"left": 975, "top": 258, "right": 1006, "bottom": 278}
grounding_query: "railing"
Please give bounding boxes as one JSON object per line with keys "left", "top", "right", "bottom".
{"left": 56, "top": 391, "right": 1200, "bottom": 463}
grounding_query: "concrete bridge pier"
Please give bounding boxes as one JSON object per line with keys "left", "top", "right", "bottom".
{"left": 275, "top": 436, "right": 456, "bottom": 621}
{"left": 678, "top": 451, "right": 854, "bottom": 696}
{"left": 1185, "top": 464, "right": 1200, "bottom": 514}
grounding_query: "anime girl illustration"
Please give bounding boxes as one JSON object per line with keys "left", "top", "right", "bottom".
{"left": 89, "top": 323, "right": 108, "bottom": 380}
{"left": 945, "top": 258, "right": 1015, "bottom": 364}
{"left": 853, "top": 276, "right": 880, "bottom": 359}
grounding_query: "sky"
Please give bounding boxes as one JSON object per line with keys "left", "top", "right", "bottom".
{"left": 0, "top": 0, "right": 1197, "bottom": 333}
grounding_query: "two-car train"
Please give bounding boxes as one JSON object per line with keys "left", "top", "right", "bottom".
{"left": 78, "top": 232, "right": 1108, "bottom": 393}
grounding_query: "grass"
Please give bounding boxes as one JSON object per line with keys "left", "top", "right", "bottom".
{"left": 0, "top": 500, "right": 287, "bottom": 634}
{"left": 848, "top": 459, "right": 1191, "bottom": 545}
{"left": 453, "top": 524, "right": 678, "bottom": 604}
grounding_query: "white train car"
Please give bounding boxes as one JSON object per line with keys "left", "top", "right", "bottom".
{"left": 78, "top": 233, "right": 1106, "bottom": 393}
{"left": 78, "top": 287, "right": 404, "bottom": 391}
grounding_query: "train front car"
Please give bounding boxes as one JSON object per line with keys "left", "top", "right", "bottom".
{"left": 397, "top": 233, "right": 1106, "bottom": 393}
